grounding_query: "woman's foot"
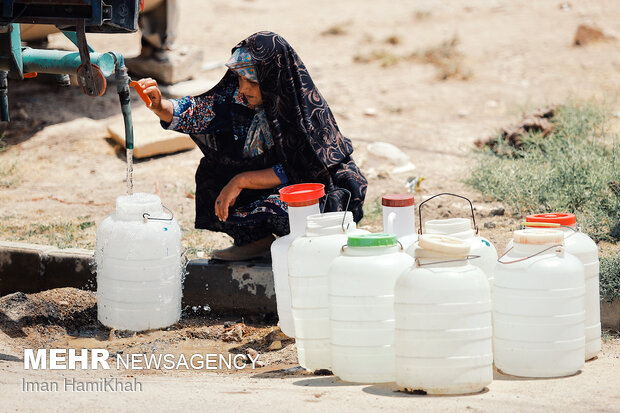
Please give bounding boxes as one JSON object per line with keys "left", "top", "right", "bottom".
{"left": 211, "top": 235, "right": 275, "bottom": 261}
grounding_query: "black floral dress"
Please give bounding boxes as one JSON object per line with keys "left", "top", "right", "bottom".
{"left": 163, "top": 31, "right": 367, "bottom": 246}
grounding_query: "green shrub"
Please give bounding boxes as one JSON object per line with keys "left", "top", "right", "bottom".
{"left": 468, "top": 102, "right": 620, "bottom": 242}
{"left": 600, "top": 254, "right": 620, "bottom": 302}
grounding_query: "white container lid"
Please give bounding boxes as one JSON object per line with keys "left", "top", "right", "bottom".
{"left": 416, "top": 234, "right": 471, "bottom": 257}
{"left": 306, "top": 211, "right": 354, "bottom": 235}
{"left": 513, "top": 229, "right": 564, "bottom": 245}
{"left": 116, "top": 192, "right": 163, "bottom": 220}
{"left": 425, "top": 218, "right": 472, "bottom": 235}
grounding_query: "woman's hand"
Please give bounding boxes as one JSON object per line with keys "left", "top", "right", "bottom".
{"left": 214, "top": 168, "right": 282, "bottom": 221}
{"left": 215, "top": 177, "right": 243, "bottom": 222}
{"left": 136, "top": 78, "right": 174, "bottom": 123}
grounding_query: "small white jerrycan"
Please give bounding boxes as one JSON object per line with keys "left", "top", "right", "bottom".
{"left": 271, "top": 183, "right": 324, "bottom": 338}
{"left": 96, "top": 193, "right": 182, "bottom": 331}
{"left": 395, "top": 234, "right": 493, "bottom": 395}
{"left": 494, "top": 229, "right": 585, "bottom": 378}
{"left": 410, "top": 193, "right": 498, "bottom": 289}
{"left": 288, "top": 212, "right": 368, "bottom": 371}
{"left": 382, "top": 194, "right": 418, "bottom": 250}
{"left": 522, "top": 213, "right": 601, "bottom": 360}
{"left": 329, "top": 234, "right": 414, "bottom": 383}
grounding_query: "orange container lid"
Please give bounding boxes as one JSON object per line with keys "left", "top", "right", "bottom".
{"left": 279, "top": 183, "right": 325, "bottom": 206}
{"left": 526, "top": 213, "right": 576, "bottom": 226}
{"left": 382, "top": 194, "right": 414, "bottom": 207}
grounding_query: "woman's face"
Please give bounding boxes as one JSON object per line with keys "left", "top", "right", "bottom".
{"left": 238, "top": 75, "right": 262, "bottom": 106}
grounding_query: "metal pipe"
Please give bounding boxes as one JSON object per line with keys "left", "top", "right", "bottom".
{"left": 110, "top": 53, "right": 134, "bottom": 150}
{"left": 0, "top": 70, "right": 8, "bottom": 122}
{"left": 0, "top": 48, "right": 115, "bottom": 77}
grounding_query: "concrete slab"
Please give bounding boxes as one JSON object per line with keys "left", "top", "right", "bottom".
{"left": 0, "top": 242, "right": 276, "bottom": 317}
{"left": 1, "top": 241, "right": 617, "bottom": 327}
{"left": 184, "top": 259, "right": 276, "bottom": 316}
{"left": 106, "top": 106, "right": 196, "bottom": 158}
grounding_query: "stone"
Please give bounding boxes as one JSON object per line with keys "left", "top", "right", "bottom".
{"left": 362, "top": 142, "right": 416, "bottom": 175}
{"left": 574, "top": 24, "right": 614, "bottom": 46}
{"left": 484, "top": 222, "right": 496, "bottom": 229}
{"left": 106, "top": 106, "right": 196, "bottom": 159}
{"left": 125, "top": 46, "right": 205, "bottom": 85}
{"left": 490, "top": 207, "right": 505, "bottom": 216}
{"left": 268, "top": 340, "right": 283, "bottom": 351}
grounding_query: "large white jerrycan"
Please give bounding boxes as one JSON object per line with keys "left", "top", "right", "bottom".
{"left": 382, "top": 194, "right": 418, "bottom": 250}
{"left": 395, "top": 234, "right": 492, "bottom": 395}
{"left": 288, "top": 212, "right": 368, "bottom": 371}
{"left": 494, "top": 229, "right": 585, "bottom": 378}
{"left": 271, "top": 183, "right": 324, "bottom": 338}
{"left": 96, "top": 193, "right": 183, "bottom": 331}
{"left": 329, "top": 234, "right": 414, "bottom": 383}
{"left": 521, "top": 213, "right": 601, "bottom": 361}
{"left": 410, "top": 193, "right": 497, "bottom": 289}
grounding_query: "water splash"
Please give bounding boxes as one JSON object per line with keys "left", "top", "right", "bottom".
{"left": 126, "top": 148, "right": 134, "bottom": 196}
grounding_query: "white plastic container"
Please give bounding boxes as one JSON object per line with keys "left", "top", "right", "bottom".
{"left": 329, "top": 233, "right": 414, "bottom": 383}
{"left": 417, "top": 218, "right": 497, "bottom": 289}
{"left": 382, "top": 194, "right": 418, "bottom": 249}
{"left": 96, "top": 193, "right": 182, "bottom": 331}
{"left": 395, "top": 234, "right": 492, "bottom": 395}
{"left": 494, "top": 229, "right": 585, "bottom": 377}
{"left": 288, "top": 212, "right": 368, "bottom": 371}
{"left": 271, "top": 183, "right": 324, "bottom": 337}
{"left": 522, "top": 213, "right": 601, "bottom": 360}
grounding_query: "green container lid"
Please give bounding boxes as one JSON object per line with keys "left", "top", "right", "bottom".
{"left": 347, "top": 233, "right": 398, "bottom": 248}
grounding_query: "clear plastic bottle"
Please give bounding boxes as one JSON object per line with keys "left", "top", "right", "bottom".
{"left": 271, "top": 183, "right": 324, "bottom": 337}
{"left": 96, "top": 193, "right": 182, "bottom": 331}
{"left": 329, "top": 234, "right": 414, "bottom": 383}
{"left": 494, "top": 229, "right": 585, "bottom": 377}
{"left": 288, "top": 212, "right": 368, "bottom": 371}
{"left": 396, "top": 234, "right": 492, "bottom": 394}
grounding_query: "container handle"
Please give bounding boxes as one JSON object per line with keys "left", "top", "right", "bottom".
{"left": 143, "top": 204, "right": 174, "bottom": 223}
{"left": 497, "top": 244, "right": 563, "bottom": 265}
{"left": 417, "top": 193, "right": 478, "bottom": 235}
{"left": 415, "top": 254, "right": 481, "bottom": 267}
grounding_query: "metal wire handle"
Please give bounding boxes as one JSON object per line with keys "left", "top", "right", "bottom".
{"left": 417, "top": 193, "right": 478, "bottom": 235}
{"left": 340, "top": 188, "right": 352, "bottom": 232}
{"left": 415, "top": 254, "right": 481, "bottom": 267}
{"left": 497, "top": 244, "right": 563, "bottom": 265}
{"left": 143, "top": 205, "right": 174, "bottom": 223}
{"left": 519, "top": 222, "right": 580, "bottom": 241}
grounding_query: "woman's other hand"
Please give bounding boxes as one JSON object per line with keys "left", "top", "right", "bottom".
{"left": 215, "top": 177, "right": 243, "bottom": 222}
{"left": 137, "top": 78, "right": 174, "bottom": 123}
{"left": 215, "top": 169, "right": 282, "bottom": 221}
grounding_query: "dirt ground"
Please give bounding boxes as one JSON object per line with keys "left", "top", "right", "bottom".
{"left": 1, "top": 0, "right": 620, "bottom": 410}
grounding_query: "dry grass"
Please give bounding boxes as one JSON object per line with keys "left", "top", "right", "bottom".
{"left": 410, "top": 35, "right": 472, "bottom": 80}
{"left": 353, "top": 35, "right": 471, "bottom": 79}
{"left": 321, "top": 22, "right": 350, "bottom": 36}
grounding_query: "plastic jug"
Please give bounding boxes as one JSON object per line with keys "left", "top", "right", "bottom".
{"left": 395, "top": 234, "right": 492, "bottom": 395}
{"left": 411, "top": 193, "right": 497, "bottom": 289}
{"left": 328, "top": 234, "right": 414, "bottom": 383}
{"left": 271, "top": 183, "right": 324, "bottom": 337}
{"left": 522, "top": 213, "right": 601, "bottom": 360}
{"left": 288, "top": 212, "right": 368, "bottom": 371}
{"left": 494, "top": 229, "right": 585, "bottom": 377}
{"left": 382, "top": 194, "right": 418, "bottom": 249}
{"left": 96, "top": 193, "right": 182, "bottom": 331}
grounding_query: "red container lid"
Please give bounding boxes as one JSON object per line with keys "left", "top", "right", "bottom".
{"left": 279, "top": 183, "right": 325, "bottom": 207}
{"left": 526, "top": 213, "right": 576, "bottom": 226}
{"left": 382, "top": 194, "right": 415, "bottom": 207}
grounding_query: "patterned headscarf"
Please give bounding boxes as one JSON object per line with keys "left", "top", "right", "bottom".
{"left": 225, "top": 47, "right": 258, "bottom": 82}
